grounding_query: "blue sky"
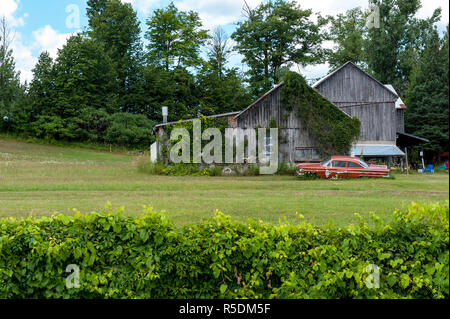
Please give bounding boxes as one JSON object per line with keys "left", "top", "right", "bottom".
{"left": 2, "top": 0, "right": 448, "bottom": 83}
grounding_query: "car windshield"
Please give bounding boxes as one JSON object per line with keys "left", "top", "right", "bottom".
{"left": 321, "top": 158, "right": 331, "bottom": 167}
{"left": 359, "top": 160, "right": 370, "bottom": 168}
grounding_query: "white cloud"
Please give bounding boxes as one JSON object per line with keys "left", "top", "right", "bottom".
{"left": 31, "top": 25, "right": 75, "bottom": 59}
{"left": 0, "top": 0, "right": 25, "bottom": 27}
{"left": 13, "top": 25, "right": 77, "bottom": 83}
{"left": 0, "top": 0, "right": 19, "bottom": 19}
{"left": 2, "top": 0, "right": 77, "bottom": 83}
{"left": 298, "top": 63, "right": 331, "bottom": 81}
{"left": 11, "top": 33, "right": 36, "bottom": 83}
{"left": 417, "top": 0, "right": 449, "bottom": 26}
{"left": 174, "top": 0, "right": 262, "bottom": 30}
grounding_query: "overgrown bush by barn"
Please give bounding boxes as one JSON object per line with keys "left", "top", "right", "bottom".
{"left": 0, "top": 202, "right": 448, "bottom": 299}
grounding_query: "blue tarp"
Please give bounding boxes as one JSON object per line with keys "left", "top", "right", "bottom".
{"left": 351, "top": 145, "right": 405, "bottom": 157}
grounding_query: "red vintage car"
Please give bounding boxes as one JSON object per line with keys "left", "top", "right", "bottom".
{"left": 297, "top": 156, "right": 390, "bottom": 179}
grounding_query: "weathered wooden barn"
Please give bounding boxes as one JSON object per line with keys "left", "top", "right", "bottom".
{"left": 151, "top": 82, "right": 350, "bottom": 164}
{"left": 152, "top": 61, "right": 428, "bottom": 164}
{"left": 312, "top": 62, "right": 428, "bottom": 162}
{"left": 232, "top": 83, "right": 334, "bottom": 163}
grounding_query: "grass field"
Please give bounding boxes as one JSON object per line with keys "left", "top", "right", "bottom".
{"left": 0, "top": 137, "right": 448, "bottom": 227}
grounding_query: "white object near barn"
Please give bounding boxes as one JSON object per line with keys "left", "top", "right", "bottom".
{"left": 150, "top": 142, "right": 158, "bottom": 163}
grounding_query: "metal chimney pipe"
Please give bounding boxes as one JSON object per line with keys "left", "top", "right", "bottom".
{"left": 162, "top": 106, "right": 168, "bottom": 123}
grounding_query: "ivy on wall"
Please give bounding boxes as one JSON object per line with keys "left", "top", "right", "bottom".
{"left": 158, "top": 115, "right": 229, "bottom": 163}
{"left": 281, "top": 71, "right": 361, "bottom": 156}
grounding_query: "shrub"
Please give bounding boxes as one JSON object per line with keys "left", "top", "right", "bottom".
{"left": 277, "top": 162, "right": 298, "bottom": 176}
{"left": 296, "top": 171, "right": 319, "bottom": 180}
{"left": 105, "top": 113, "right": 155, "bottom": 149}
{"left": 138, "top": 160, "right": 302, "bottom": 177}
{"left": 0, "top": 202, "right": 448, "bottom": 299}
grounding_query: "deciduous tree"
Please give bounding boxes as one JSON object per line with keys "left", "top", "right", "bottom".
{"left": 145, "top": 2, "right": 209, "bottom": 71}
{"left": 232, "top": 0, "right": 328, "bottom": 97}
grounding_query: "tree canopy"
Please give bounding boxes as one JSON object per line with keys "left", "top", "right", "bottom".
{"left": 232, "top": 0, "right": 329, "bottom": 97}
{"left": 0, "top": 0, "right": 447, "bottom": 158}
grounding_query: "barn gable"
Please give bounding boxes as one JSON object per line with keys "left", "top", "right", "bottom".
{"left": 234, "top": 83, "right": 320, "bottom": 162}
{"left": 234, "top": 75, "right": 360, "bottom": 163}
{"left": 312, "top": 62, "right": 398, "bottom": 103}
{"left": 312, "top": 61, "right": 399, "bottom": 143}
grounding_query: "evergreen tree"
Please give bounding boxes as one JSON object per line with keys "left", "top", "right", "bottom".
{"left": 364, "top": 0, "right": 441, "bottom": 95}
{"left": 405, "top": 27, "right": 449, "bottom": 160}
{"left": 28, "top": 51, "right": 55, "bottom": 118}
{"left": 0, "top": 16, "right": 24, "bottom": 130}
{"left": 52, "top": 35, "right": 118, "bottom": 118}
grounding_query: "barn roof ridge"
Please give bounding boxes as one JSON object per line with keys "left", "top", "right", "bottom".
{"left": 234, "top": 77, "right": 353, "bottom": 120}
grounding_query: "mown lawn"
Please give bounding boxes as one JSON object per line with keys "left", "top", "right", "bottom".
{"left": 0, "top": 137, "right": 448, "bottom": 227}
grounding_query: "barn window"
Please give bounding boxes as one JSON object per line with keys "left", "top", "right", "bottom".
{"left": 295, "top": 148, "right": 321, "bottom": 162}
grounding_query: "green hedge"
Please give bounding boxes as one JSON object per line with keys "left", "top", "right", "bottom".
{"left": 0, "top": 202, "right": 448, "bottom": 299}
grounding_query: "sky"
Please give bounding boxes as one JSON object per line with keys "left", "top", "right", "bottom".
{"left": 1, "top": 0, "right": 449, "bottom": 84}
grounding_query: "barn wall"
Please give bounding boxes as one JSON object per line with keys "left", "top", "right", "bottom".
{"left": 315, "top": 63, "right": 398, "bottom": 143}
{"left": 335, "top": 103, "right": 396, "bottom": 141}
{"left": 396, "top": 109, "right": 405, "bottom": 134}
{"left": 236, "top": 85, "right": 321, "bottom": 163}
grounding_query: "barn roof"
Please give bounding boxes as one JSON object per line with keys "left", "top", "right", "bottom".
{"left": 151, "top": 111, "right": 240, "bottom": 134}
{"left": 234, "top": 80, "right": 352, "bottom": 120}
{"left": 351, "top": 145, "right": 405, "bottom": 157}
{"left": 234, "top": 83, "right": 284, "bottom": 119}
{"left": 384, "top": 84, "right": 407, "bottom": 109}
{"left": 312, "top": 61, "right": 398, "bottom": 100}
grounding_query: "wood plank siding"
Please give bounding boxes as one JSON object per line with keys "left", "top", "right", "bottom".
{"left": 396, "top": 109, "right": 405, "bottom": 134}
{"left": 235, "top": 85, "right": 320, "bottom": 163}
{"left": 313, "top": 62, "right": 398, "bottom": 143}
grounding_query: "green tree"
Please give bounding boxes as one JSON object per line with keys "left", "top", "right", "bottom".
{"left": 0, "top": 16, "right": 24, "bottom": 131}
{"left": 197, "top": 66, "right": 251, "bottom": 116}
{"left": 87, "top": 0, "right": 143, "bottom": 112}
{"left": 405, "top": 26, "right": 449, "bottom": 160}
{"left": 328, "top": 7, "right": 366, "bottom": 70}
{"left": 364, "top": 0, "right": 441, "bottom": 95}
{"left": 0, "top": 17, "right": 22, "bottom": 111}
{"left": 86, "top": 0, "right": 108, "bottom": 19}
{"left": 197, "top": 28, "right": 252, "bottom": 115}
{"left": 232, "top": 0, "right": 328, "bottom": 97}
{"left": 207, "top": 27, "right": 232, "bottom": 78}
{"left": 136, "top": 65, "right": 201, "bottom": 122}
{"left": 145, "top": 2, "right": 209, "bottom": 71}
{"left": 28, "top": 51, "right": 55, "bottom": 117}
{"left": 52, "top": 35, "right": 118, "bottom": 118}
